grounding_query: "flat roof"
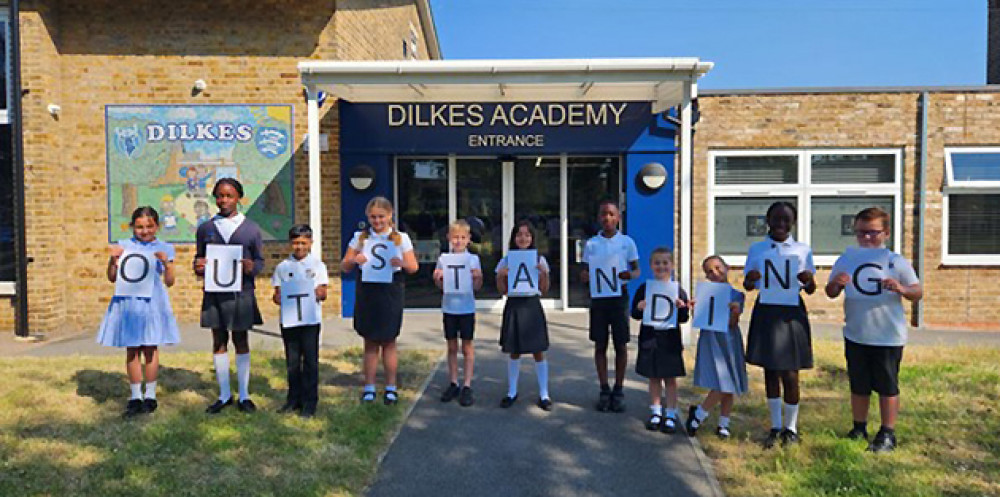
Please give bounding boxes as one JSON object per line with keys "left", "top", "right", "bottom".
{"left": 701, "top": 84, "right": 1000, "bottom": 96}
{"left": 299, "top": 58, "right": 713, "bottom": 113}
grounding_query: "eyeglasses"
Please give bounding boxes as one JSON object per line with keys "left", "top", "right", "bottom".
{"left": 854, "top": 229, "right": 885, "bottom": 238}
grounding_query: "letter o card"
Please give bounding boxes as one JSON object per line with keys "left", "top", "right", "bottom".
{"left": 205, "top": 244, "right": 243, "bottom": 293}
{"left": 692, "top": 281, "right": 732, "bottom": 333}
{"left": 589, "top": 254, "right": 625, "bottom": 298}
{"left": 115, "top": 250, "right": 156, "bottom": 298}
{"left": 440, "top": 253, "right": 473, "bottom": 295}
{"left": 758, "top": 254, "right": 800, "bottom": 306}
{"left": 361, "top": 239, "right": 398, "bottom": 283}
{"left": 280, "top": 278, "right": 320, "bottom": 327}
{"left": 642, "top": 280, "right": 679, "bottom": 330}
{"left": 843, "top": 248, "right": 889, "bottom": 299}
{"left": 507, "top": 249, "right": 539, "bottom": 296}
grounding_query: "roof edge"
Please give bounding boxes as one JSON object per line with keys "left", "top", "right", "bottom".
{"left": 701, "top": 84, "right": 1000, "bottom": 96}
{"left": 416, "top": 0, "right": 442, "bottom": 60}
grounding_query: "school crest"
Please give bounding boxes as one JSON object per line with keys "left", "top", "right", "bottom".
{"left": 114, "top": 125, "right": 144, "bottom": 159}
{"left": 256, "top": 126, "right": 288, "bottom": 159}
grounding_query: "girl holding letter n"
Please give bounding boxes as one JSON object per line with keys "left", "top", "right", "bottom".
{"left": 194, "top": 178, "right": 265, "bottom": 414}
{"left": 495, "top": 220, "right": 553, "bottom": 411}
{"left": 341, "top": 196, "right": 418, "bottom": 406}
{"left": 97, "top": 206, "right": 179, "bottom": 418}
{"left": 742, "top": 201, "right": 817, "bottom": 449}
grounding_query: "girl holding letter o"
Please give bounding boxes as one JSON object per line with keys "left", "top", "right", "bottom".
{"left": 97, "top": 206, "right": 179, "bottom": 418}
{"left": 742, "top": 201, "right": 817, "bottom": 448}
{"left": 496, "top": 220, "right": 553, "bottom": 411}
{"left": 685, "top": 255, "right": 748, "bottom": 440}
{"left": 630, "top": 247, "right": 690, "bottom": 434}
{"left": 194, "top": 178, "right": 265, "bottom": 414}
{"left": 341, "top": 196, "right": 418, "bottom": 405}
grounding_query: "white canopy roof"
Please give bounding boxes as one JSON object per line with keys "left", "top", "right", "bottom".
{"left": 299, "top": 58, "right": 713, "bottom": 113}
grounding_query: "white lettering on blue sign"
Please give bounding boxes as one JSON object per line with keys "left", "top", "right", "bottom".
{"left": 468, "top": 135, "right": 545, "bottom": 148}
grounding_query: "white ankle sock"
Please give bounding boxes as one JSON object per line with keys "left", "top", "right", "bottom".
{"left": 507, "top": 358, "right": 520, "bottom": 398}
{"left": 535, "top": 360, "right": 549, "bottom": 400}
{"left": 213, "top": 353, "right": 231, "bottom": 402}
{"left": 784, "top": 403, "right": 799, "bottom": 433}
{"left": 363, "top": 384, "right": 376, "bottom": 393}
{"left": 650, "top": 404, "right": 663, "bottom": 416}
{"left": 129, "top": 383, "right": 142, "bottom": 400}
{"left": 144, "top": 381, "right": 157, "bottom": 400}
{"left": 236, "top": 353, "right": 251, "bottom": 400}
{"left": 767, "top": 398, "right": 782, "bottom": 429}
{"left": 719, "top": 416, "right": 731, "bottom": 429}
{"left": 665, "top": 407, "right": 678, "bottom": 419}
{"left": 695, "top": 405, "right": 710, "bottom": 421}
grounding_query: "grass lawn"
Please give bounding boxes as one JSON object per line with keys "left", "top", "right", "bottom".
{"left": 686, "top": 339, "right": 1000, "bottom": 497}
{"left": 0, "top": 348, "right": 435, "bottom": 497}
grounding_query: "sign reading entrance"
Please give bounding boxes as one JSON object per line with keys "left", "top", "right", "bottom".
{"left": 642, "top": 280, "right": 679, "bottom": 329}
{"left": 205, "top": 244, "right": 243, "bottom": 292}
{"left": 507, "top": 249, "right": 539, "bottom": 296}
{"left": 114, "top": 250, "right": 157, "bottom": 298}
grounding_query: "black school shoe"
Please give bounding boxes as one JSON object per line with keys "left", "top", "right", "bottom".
{"left": 868, "top": 428, "right": 897, "bottom": 453}
{"left": 846, "top": 426, "right": 869, "bottom": 441}
{"left": 299, "top": 405, "right": 317, "bottom": 418}
{"left": 609, "top": 390, "right": 626, "bottom": 413}
{"left": 685, "top": 406, "right": 701, "bottom": 436}
{"left": 278, "top": 402, "right": 302, "bottom": 414}
{"left": 440, "top": 383, "right": 461, "bottom": 403}
{"left": 596, "top": 388, "right": 612, "bottom": 412}
{"left": 762, "top": 428, "right": 782, "bottom": 449}
{"left": 660, "top": 415, "right": 679, "bottom": 434}
{"left": 780, "top": 428, "right": 800, "bottom": 447}
{"left": 715, "top": 426, "right": 731, "bottom": 440}
{"left": 500, "top": 394, "right": 518, "bottom": 408}
{"left": 122, "top": 399, "right": 146, "bottom": 419}
{"left": 384, "top": 390, "right": 399, "bottom": 406}
{"left": 237, "top": 398, "right": 257, "bottom": 413}
{"left": 458, "top": 386, "right": 474, "bottom": 407}
{"left": 537, "top": 397, "right": 553, "bottom": 412}
{"left": 205, "top": 398, "right": 234, "bottom": 414}
{"left": 645, "top": 413, "right": 664, "bottom": 431}
{"left": 143, "top": 398, "right": 158, "bottom": 414}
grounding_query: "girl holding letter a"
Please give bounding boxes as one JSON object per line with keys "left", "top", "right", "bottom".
{"left": 97, "top": 206, "right": 180, "bottom": 418}
{"left": 630, "top": 247, "right": 690, "bottom": 434}
{"left": 685, "top": 255, "right": 748, "bottom": 440}
{"left": 742, "top": 201, "right": 817, "bottom": 448}
{"left": 496, "top": 220, "right": 553, "bottom": 411}
{"left": 341, "top": 196, "right": 418, "bottom": 406}
{"left": 194, "top": 178, "right": 265, "bottom": 414}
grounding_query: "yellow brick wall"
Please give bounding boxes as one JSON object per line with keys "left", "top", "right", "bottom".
{"left": 6, "top": 0, "right": 432, "bottom": 335}
{"left": 694, "top": 91, "right": 1000, "bottom": 329}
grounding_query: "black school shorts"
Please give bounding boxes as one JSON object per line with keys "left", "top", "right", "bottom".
{"left": 589, "top": 294, "right": 630, "bottom": 347}
{"left": 443, "top": 313, "right": 476, "bottom": 341}
{"left": 845, "top": 338, "right": 904, "bottom": 396}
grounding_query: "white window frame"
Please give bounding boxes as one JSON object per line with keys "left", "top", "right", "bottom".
{"left": 941, "top": 147, "right": 1000, "bottom": 265}
{"left": 0, "top": 8, "right": 9, "bottom": 125}
{"left": 707, "top": 149, "right": 903, "bottom": 267}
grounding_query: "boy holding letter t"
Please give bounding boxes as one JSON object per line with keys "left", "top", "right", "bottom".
{"left": 826, "top": 207, "right": 922, "bottom": 453}
{"left": 272, "top": 224, "right": 329, "bottom": 418}
{"left": 581, "top": 200, "right": 640, "bottom": 413}
{"left": 433, "top": 220, "right": 483, "bottom": 406}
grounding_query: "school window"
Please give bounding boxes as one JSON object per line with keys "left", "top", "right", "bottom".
{"left": 0, "top": 7, "right": 8, "bottom": 125}
{"left": 942, "top": 148, "right": 1000, "bottom": 265}
{"left": 0, "top": 7, "right": 13, "bottom": 288}
{"left": 708, "top": 150, "right": 902, "bottom": 266}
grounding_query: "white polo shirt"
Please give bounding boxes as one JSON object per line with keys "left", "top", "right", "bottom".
{"left": 744, "top": 234, "right": 816, "bottom": 284}
{"left": 435, "top": 251, "right": 482, "bottom": 315}
{"left": 582, "top": 231, "right": 640, "bottom": 266}
{"left": 831, "top": 247, "right": 918, "bottom": 347}
{"left": 272, "top": 253, "right": 330, "bottom": 324}
{"left": 496, "top": 254, "right": 550, "bottom": 297}
{"left": 347, "top": 229, "right": 414, "bottom": 273}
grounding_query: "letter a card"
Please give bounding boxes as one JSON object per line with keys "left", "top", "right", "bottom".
{"left": 642, "top": 279, "right": 679, "bottom": 329}
{"left": 205, "top": 244, "right": 243, "bottom": 293}
{"left": 507, "top": 249, "right": 539, "bottom": 296}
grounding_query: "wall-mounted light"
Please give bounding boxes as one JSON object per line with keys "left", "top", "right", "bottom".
{"left": 46, "top": 104, "right": 61, "bottom": 117}
{"left": 636, "top": 162, "right": 668, "bottom": 193}
{"left": 192, "top": 79, "right": 207, "bottom": 96}
{"left": 349, "top": 165, "right": 376, "bottom": 191}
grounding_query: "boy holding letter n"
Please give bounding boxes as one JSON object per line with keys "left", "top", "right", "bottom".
{"left": 271, "top": 224, "right": 329, "bottom": 418}
{"left": 826, "top": 207, "right": 922, "bottom": 453}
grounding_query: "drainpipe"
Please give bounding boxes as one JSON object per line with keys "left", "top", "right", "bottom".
{"left": 10, "top": 0, "right": 29, "bottom": 338}
{"left": 916, "top": 92, "right": 928, "bottom": 329}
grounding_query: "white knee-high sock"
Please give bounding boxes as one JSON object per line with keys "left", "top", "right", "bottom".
{"left": 784, "top": 403, "right": 800, "bottom": 433}
{"left": 236, "top": 353, "right": 251, "bottom": 400}
{"left": 507, "top": 358, "right": 521, "bottom": 398}
{"left": 535, "top": 360, "right": 550, "bottom": 400}
{"left": 129, "top": 383, "right": 142, "bottom": 400}
{"left": 767, "top": 398, "right": 783, "bottom": 430}
{"left": 213, "top": 353, "right": 231, "bottom": 401}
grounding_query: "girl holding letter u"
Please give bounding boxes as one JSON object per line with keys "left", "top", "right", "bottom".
{"left": 341, "top": 196, "right": 418, "bottom": 405}
{"left": 742, "top": 201, "right": 817, "bottom": 449}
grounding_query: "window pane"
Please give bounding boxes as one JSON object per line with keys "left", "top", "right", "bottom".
{"left": 714, "top": 155, "right": 797, "bottom": 185}
{"left": 1, "top": 18, "right": 7, "bottom": 112}
{"left": 568, "top": 156, "right": 620, "bottom": 307}
{"left": 515, "top": 157, "right": 561, "bottom": 301}
{"left": 396, "top": 158, "right": 449, "bottom": 308}
{"left": 949, "top": 194, "right": 1000, "bottom": 255}
{"left": 811, "top": 154, "right": 895, "bottom": 184}
{"left": 810, "top": 196, "right": 894, "bottom": 256}
{"left": 0, "top": 125, "right": 13, "bottom": 281}
{"left": 949, "top": 153, "right": 1000, "bottom": 182}
{"left": 714, "top": 197, "right": 797, "bottom": 255}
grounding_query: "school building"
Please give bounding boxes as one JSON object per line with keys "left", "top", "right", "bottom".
{"left": 2, "top": 2, "right": 999, "bottom": 337}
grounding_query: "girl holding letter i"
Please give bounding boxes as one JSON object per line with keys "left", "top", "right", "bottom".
{"left": 630, "top": 247, "right": 690, "bottom": 434}
{"left": 742, "top": 201, "right": 817, "bottom": 448}
{"left": 272, "top": 224, "right": 329, "bottom": 418}
{"left": 194, "top": 178, "right": 265, "bottom": 414}
{"left": 685, "top": 255, "right": 748, "bottom": 440}
{"left": 341, "top": 196, "right": 418, "bottom": 406}
{"left": 97, "top": 206, "right": 180, "bottom": 418}
{"left": 496, "top": 220, "right": 553, "bottom": 411}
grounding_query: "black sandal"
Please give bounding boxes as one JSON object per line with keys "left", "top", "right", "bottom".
{"left": 360, "top": 391, "right": 376, "bottom": 404}
{"left": 645, "top": 413, "right": 663, "bottom": 431}
{"left": 384, "top": 390, "right": 399, "bottom": 406}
